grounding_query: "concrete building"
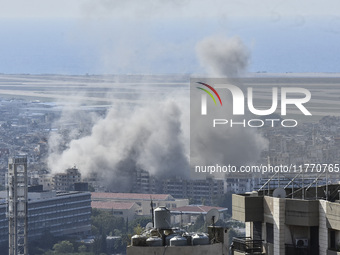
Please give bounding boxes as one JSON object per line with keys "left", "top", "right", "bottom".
{"left": 0, "top": 190, "right": 91, "bottom": 246}
{"left": 162, "top": 178, "right": 224, "bottom": 205}
{"left": 91, "top": 201, "right": 141, "bottom": 221}
{"left": 127, "top": 205, "right": 229, "bottom": 255}
{"left": 7, "top": 156, "right": 28, "bottom": 255}
{"left": 225, "top": 176, "right": 260, "bottom": 194}
{"left": 91, "top": 192, "right": 189, "bottom": 216}
{"left": 127, "top": 242, "right": 228, "bottom": 255}
{"left": 232, "top": 184, "right": 340, "bottom": 255}
{"left": 171, "top": 205, "right": 228, "bottom": 225}
{"left": 53, "top": 167, "right": 81, "bottom": 191}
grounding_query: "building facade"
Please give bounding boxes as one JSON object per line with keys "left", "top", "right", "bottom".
{"left": 232, "top": 184, "right": 340, "bottom": 255}
{"left": 91, "top": 192, "right": 189, "bottom": 216}
{"left": 53, "top": 167, "right": 81, "bottom": 191}
{"left": 0, "top": 190, "right": 91, "bottom": 247}
{"left": 162, "top": 178, "right": 224, "bottom": 205}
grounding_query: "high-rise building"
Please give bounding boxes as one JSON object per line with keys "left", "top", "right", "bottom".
{"left": 7, "top": 156, "right": 28, "bottom": 255}
{"left": 232, "top": 184, "right": 340, "bottom": 255}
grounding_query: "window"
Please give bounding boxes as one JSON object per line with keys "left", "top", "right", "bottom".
{"left": 330, "top": 230, "right": 336, "bottom": 250}
{"left": 266, "top": 223, "right": 273, "bottom": 244}
{"left": 253, "top": 221, "right": 262, "bottom": 240}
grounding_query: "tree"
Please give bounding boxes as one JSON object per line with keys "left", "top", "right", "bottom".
{"left": 78, "top": 245, "right": 87, "bottom": 253}
{"left": 91, "top": 209, "right": 125, "bottom": 236}
{"left": 53, "top": 240, "right": 74, "bottom": 253}
{"left": 188, "top": 214, "right": 206, "bottom": 232}
{"left": 127, "top": 216, "right": 152, "bottom": 233}
{"left": 133, "top": 224, "right": 143, "bottom": 235}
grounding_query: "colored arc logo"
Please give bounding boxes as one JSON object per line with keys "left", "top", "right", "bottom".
{"left": 196, "top": 82, "right": 223, "bottom": 106}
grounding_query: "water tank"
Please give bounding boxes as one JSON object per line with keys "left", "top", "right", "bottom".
{"left": 183, "top": 233, "right": 192, "bottom": 245}
{"left": 131, "top": 235, "right": 147, "bottom": 246}
{"left": 172, "top": 228, "right": 185, "bottom": 236}
{"left": 146, "top": 237, "right": 163, "bottom": 246}
{"left": 165, "top": 234, "right": 177, "bottom": 246}
{"left": 192, "top": 233, "right": 209, "bottom": 245}
{"left": 154, "top": 206, "right": 171, "bottom": 229}
{"left": 170, "top": 235, "right": 187, "bottom": 246}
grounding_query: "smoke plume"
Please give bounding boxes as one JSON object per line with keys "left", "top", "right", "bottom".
{"left": 47, "top": 34, "right": 266, "bottom": 188}
{"left": 196, "top": 35, "right": 250, "bottom": 77}
{"left": 48, "top": 92, "right": 190, "bottom": 191}
{"left": 192, "top": 35, "right": 268, "bottom": 174}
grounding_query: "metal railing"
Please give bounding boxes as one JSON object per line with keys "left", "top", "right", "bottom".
{"left": 232, "top": 237, "right": 263, "bottom": 254}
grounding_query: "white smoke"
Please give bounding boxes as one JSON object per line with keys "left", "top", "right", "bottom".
{"left": 192, "top": 35, "right": 268, "bottom": 174}
{"left": 196, "top": 35, "right": 250, "bottom": 77}
{"left": 48, "top": 92, "right": 190, "bottom": 189}
{"left": 47, "top": 34, "right": 267, "bottom": 187}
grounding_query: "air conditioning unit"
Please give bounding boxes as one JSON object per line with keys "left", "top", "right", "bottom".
{"left": 295, "top": 238, "right": 308, "bottom": 247}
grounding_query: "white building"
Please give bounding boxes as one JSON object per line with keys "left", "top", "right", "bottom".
{"left": 91, "top": 192, "right": 189, "bottom": 216}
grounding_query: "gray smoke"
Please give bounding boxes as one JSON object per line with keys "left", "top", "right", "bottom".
{"left": 196, "top": 35, "right": 250, "bottom": 77}
{"left": 48, "top": 34, "right": 266, "bottom": 187}
{"left": 192, "top": 35, "right": 268, "bottom": 174}
{"left": 48, "top": 93, "right": 190, "bottom": 190}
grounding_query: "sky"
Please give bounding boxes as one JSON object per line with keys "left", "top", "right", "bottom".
{"left": 1, "top": 0, "right": 340, "bottom": 74}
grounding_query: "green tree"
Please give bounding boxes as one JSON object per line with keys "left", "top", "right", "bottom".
{"left": 133, "top": 224, "right": 143, "bottom": 235}
{"left": 91, "top": 209, "right": 125, "bottom": 236}
{"left": 53, "top": 240, "right": 74, "bottom": 253}
{"left": 188, "top": 214, "right": 206, "bottom": 232}
{"left": 78, "top": 245, "right": 87, "bottom": 253}
{"left": 127, "top": 216, "right": 152, "bottom": 233}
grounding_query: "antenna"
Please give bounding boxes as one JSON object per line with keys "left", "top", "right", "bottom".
{"left": 145, "top": 222, "right": 153, "bottom": 230}
{"left": 206, "top": 208, "right": 219, "bottom": 226}
{"left": 273, "top": 187, "right": 286, "bottom": 198}
{"left": 150, "top": 196, "right": 154, "bottom": 228}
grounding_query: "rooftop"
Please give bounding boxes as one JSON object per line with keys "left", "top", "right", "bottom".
{"left": 91, "top": 201, "right": 136, "bottom": 210}
{"left": 91, "top": 192, "right": 173, "bottom": 201}
{"left": 171, "top": 205, "right": 227, "bottom": 214}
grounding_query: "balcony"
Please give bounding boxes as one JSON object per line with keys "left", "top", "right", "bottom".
{"left": 231, "top": 237, "right": 264, "bottom": 255}
{"left": 285, "top": 244, "right": 318, "bottom": 255}
{"left": 328, "top": 250, "right": 340, "bottom": 255}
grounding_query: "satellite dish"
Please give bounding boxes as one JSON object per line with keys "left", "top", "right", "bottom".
{"left": 206, "top": 208, "right": 220, "bottom": 225}
{"left": 145, "top": 222, "right": 153, "bottom": 230}
{"left": 273, "top": 187, "right": 286, "bottom": 198}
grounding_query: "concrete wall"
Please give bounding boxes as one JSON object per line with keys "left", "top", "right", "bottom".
{"left": 232, "top": 194, "right": 263, "bottom": 222}
{"left": 285, "top": 199, "right": 319, "bottom": 226}
{"left": 273, "top": 197, "right": 285, "bottom": 255}
{"left": 127, "top": 243, "right": 226, "bottom": 255}
{"left": 264, "top": 196, "right": 274, "bottom": 224}
{"left": 327, "top": 202, "right": 340, "bottom": 230}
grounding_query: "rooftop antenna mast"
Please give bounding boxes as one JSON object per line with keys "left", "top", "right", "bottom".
{"left": 150, "top": 196, "right": 154, "bottom": 227}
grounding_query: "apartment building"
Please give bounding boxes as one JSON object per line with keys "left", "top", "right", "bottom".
{"left": 232, "top": 184, "right": 340, "bottom": 255}
{"left": 162, "top": 178, "right": 224, "bottom": 205}
{"left": 0, "top": 190, "right": 91, "bottom": 245}
{"left": 91, "top": 192, "right": 189, "bottom": 216}
{"left": 53, "top": 167, "right": 81, "bottom": 191}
